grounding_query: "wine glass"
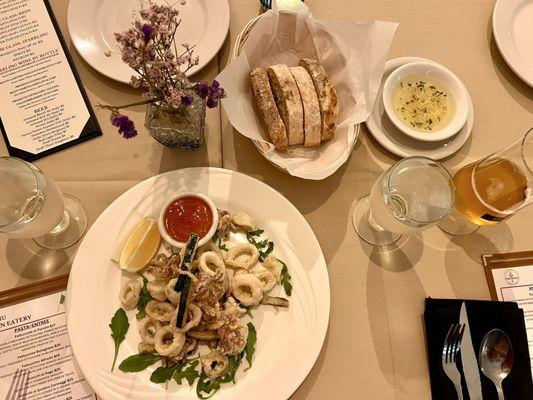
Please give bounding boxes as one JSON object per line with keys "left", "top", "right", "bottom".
{"left": 0, "top": 157, "right": 87, "bottom": 249}
{"left": 353, "top": 156, "right": 456, "bottom": 246}
{"left": 439, "top": 128, "right": 533, "bottom": 235}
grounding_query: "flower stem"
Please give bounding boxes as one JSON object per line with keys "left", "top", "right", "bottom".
{"left": 96, "top": 98, "right": 157, "bottom": 111}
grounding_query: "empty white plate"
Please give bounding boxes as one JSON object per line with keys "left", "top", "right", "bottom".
{"left": 493, "top": 0, "right": 533, "bottom": 87}
{"left": 365, "top": 57, "right": 474, "bottom": 160}
{"left": 68, "top": 0, "right": 230, "bottom": 84}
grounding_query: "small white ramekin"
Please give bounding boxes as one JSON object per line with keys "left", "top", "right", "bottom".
{"left": 382, "top": 61, "right": 469, "bottom": 142}
{"left": 157, "top": 192, "right": 218, "bottom": 248}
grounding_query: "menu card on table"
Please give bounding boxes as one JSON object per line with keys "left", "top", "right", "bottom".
{"left": 483, "top": 251, "right": 533, "bottom": 375}
{"left": 0, "top": 276, "right": 97, "bottom": 399}
{"left": 0, "top": 0, "right": 101, "bottom": 161}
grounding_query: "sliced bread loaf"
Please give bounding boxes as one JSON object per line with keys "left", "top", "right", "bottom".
{"left": 289, "top": 66, "right": 321, "bottom": 147}
{"left": 267, "top": 64, "right": 304, "bottom": 145}
{"left": 250, "top": 67, "right": 288, "bottom": 151}
{"left": 298, "top": 58, "right": 339, "bottom": 141}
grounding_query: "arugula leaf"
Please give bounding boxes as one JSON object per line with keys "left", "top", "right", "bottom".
{"left": 109, "top": 308, "right": 129, "bottom": 371}
{"left": 247, "top": 229, "right": 264, "bottom": 237}
{"left": 118, "top": 353, "right": 161, "bottom": 372}
{"left": 150, "top": 366, "right": 176, "bottom": 384}
{"left": 279, "top": 259, "right": 293, "bottom": 296}
{"left": 174, "top": 359, "right": 200, "bottom": 385}
{"left": 259, "top": 241, "right": 274, "bottom": 262}
{"left": 245, "top": 307, "right": 253, "bottom": 318}
{"left": 245, "top": 322, "right": 257, "bottom": 369}
{"left": 219, "top": 242, "right": 228, "bottom": 251}
{"left": 196, "top": 371, "right": 221, "bottom": 399}
{"left": 136, "top": 275, "right": 154, "bottom": 320}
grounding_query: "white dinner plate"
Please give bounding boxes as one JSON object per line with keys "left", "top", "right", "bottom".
{"left": 67, "top": 0, "right": 230, "bottom": 84}
{"left": 66, "top": 168, "right": 330, "bottom": 400}
{"left": 493, "top": 0, "right": 533, "bottom": 87}
{"left": 365, "top": 57, "right": 474, "bottom": 160}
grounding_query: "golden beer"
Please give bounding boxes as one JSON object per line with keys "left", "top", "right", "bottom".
{"left": 453, "top": 158, "right": 528, "bottom": 226}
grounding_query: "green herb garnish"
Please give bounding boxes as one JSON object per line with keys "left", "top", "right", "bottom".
{"left": 279, "top": 259, "right": 293, "bottom": 296}
{"left": 245, "top": 322, "right": 257, "bottom": 369}
{"left": 118, "top": 353, "right": 161, "bottom": 372}
{"left": 245, "top": 307, "right": 253, "bottom": 318}
{"left": 109, "top": 308, "right": 129, "bottom": 371}
{"left": 174, "top": 359, "right": 200, "bottom": 385}
{"left": 136, "top": 275, "right": 154, "bottom": 320}
{"left": 150, "top": 366, "right": 177, "bottom": 384}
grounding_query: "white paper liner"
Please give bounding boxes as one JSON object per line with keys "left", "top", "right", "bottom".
{"left": 217, "top": 3, "right": 398, "bottom": 180}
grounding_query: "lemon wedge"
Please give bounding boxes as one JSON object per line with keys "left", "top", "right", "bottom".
{"left": 119, "top": 218, "right": 161, "bottom": 272}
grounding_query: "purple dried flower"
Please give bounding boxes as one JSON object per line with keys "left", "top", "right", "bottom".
{"left": 204, "top": 80, "right": 226, "bottom": 108}
{"left": 206, "top": 97, "right": 218, "bottom": 109}
{"left": 181, "top": 96, "right": 193, "bottom": 105}
{"left": 111, "top": 114, "right": 137, "bottom": 139}
{"left": 142, "top": 24, "right": 154, "bottom": 41}
{"left": 195, "top": 82, "right": 209, "bottom": 100}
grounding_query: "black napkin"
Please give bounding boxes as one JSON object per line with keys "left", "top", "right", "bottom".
{"left": 424, "top": 298, "right": 533, "bottom": 400}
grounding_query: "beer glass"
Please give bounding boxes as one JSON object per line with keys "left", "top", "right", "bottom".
{"left": 439, "top": 128, "right": 533, "bottom": 235}
{"left": 353, "top": 156, "right": 456, "bottom": 246}
{"left": 0, "top": 157, "right": 87, "bottom": 249}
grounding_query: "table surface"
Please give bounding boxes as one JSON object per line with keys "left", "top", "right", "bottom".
{"left": 1, "top": 0, "right": 533, "bottom": 399}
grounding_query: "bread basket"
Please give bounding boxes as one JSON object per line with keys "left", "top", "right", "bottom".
{"left": 231, "top": 14, "right": 361, "bottom": 175}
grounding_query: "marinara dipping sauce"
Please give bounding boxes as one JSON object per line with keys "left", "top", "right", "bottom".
{"left": 164, "top": 196, "right": 213, "bottom": 243}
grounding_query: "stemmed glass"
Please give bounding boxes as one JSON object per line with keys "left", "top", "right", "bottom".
{"left": 353, "top": 156, "right": 456, "bottom": 246}
{"left": 439, "top": 128, "right": 533, "bottom": 235}
{"left": 0, "top": 157, "right": 87, "bottom": 249}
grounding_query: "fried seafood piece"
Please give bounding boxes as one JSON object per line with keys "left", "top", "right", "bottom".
{"left": 231, "top": 212, "right": 257, "bottom": 232}
{"left": 198, "top": 251, "right": 226, "bottom": 276}
{"left": 147, "top": 279, "right": 168, "bottom": 301}
{"left": 146, "top": 254, "right": 181, "bottom": 280}
{"left": 263, "top": 253, "right": 283, "bottom": 282}
{"left": 154, "top": 326, "right": 186, "bottom": 357}
{"left": 225, "top": 243, "right": 259, "bottom": 270}
{"left": 145, "top": 300, "right": 175, "bottom": 322}
{"left": 253, "top": 269, "right": 277, "bottom": 292}
{"left": 162, "top": 338, "right": 198, "bottom": 366}
{"left": 201, "top": 350, "right": 230, "bottom": 379}
{"left": 170, "top": 303, "right": 202, "bottom": 333}
{"left": 165, "top": 278, "right": 181, "bottom": 305}
{"left": 217, "top": 305, "right": 249, "bottom": 356}
{"left": 231, "top": 274, "right": 263, "bottom": 306}
{"left": 119, "top": 280, "right": 141, "bottom": 310}
{"left": 195, "top": 241, "right": 223, "bottom": 259}
{"left": 224, "top": 297, "right": 246, "bottom": 317}
{"left": 192, "top": 271, "right": 230, "bottom": 331}
{"left": 138, "top": 317, "right": 164, "bottom": 344}
{"left": 217, "top": 210, "right": 233, "bottom": 239}
{"left": 138, "top": 342, "right": 156, "bottom": 354}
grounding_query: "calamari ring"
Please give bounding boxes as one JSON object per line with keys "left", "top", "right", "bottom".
{"left": 138, "top": 317, "right": 162, "bottom": 344}
{"left": 196, "top": 241, "right": 223, "bottom": 259}
{"left": 263, "top": 254, "right": 283, "bottom": 282}
{"left": 253, "top": 269, "right": 277, "bottom": 292}
{"left": 225, "top": 243, "right": 259, "bottom": 270}
{"left": 147, "top": 279, "right": 168, "bottom": 301}
{"left": 198, "top": 251, "right": 226, "bottom": 276}
{"left": 165, "top": 278, "right": 181, "bottom": 305}
{"left": 154, "top": 326, "right": 186, "bottom": 357}
{"left": 119, "top": 280, "right": 141, "bottom": 310}
{"left": 200, "top": 350, "right": 229, "bottom": 379}
{"left": 145, "top": 300, "right": 175, "bottom": 322}
{"left": 231, "top": 274, "right": 263, "bottom": 306}
{"left": 170, "top": 303, "right": 202, "bottom": 332}
{"left": 231, "top": 212, "right": 257, "bottom": 231}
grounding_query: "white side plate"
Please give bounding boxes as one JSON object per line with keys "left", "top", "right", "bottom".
{"left": 67, "top": 0, "right": 230, "bottom": 83}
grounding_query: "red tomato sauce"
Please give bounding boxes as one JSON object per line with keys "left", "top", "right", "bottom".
{"left": 164, "top": 196, "right": 213, "bottom": 242}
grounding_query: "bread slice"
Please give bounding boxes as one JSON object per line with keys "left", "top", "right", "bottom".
{"left": 267, "top": 65, "right": 304, "bottom": 145}
{"left": 250, "top": 67, "right": 288, "bottom": 151}
{"left": 290, "top": 66, "right": 321, "bottom": 147}
{"left": 298, "top": 58, "right": 339, "bottom": 141}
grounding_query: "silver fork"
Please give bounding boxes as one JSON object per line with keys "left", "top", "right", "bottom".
{"left": 5, "top": 369, "right": 30, "bottom": 400}
{"left": 442, "top": 323, "right": 466, "bottom": 400}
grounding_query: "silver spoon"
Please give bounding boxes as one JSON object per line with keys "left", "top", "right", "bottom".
{"left": 479, "top": 329, "right": 513, "bottom": 400}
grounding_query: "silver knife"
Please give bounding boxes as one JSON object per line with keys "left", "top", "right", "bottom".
{"left": 460, "top": 302, "right": 483, "bottom": 400}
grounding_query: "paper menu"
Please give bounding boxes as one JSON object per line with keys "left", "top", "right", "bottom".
{"left": 484, "top": 254, "right": 533, "bottom": 375}
{"left": 0, "top": 0, "right": 100, "bottom": 161}
{"left": 0, "top": 291, "right": 97, "bottom": 400}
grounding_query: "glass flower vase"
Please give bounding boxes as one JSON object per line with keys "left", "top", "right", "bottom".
{"left": 144, "top": 96, "right": 206, "bottom": 150}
